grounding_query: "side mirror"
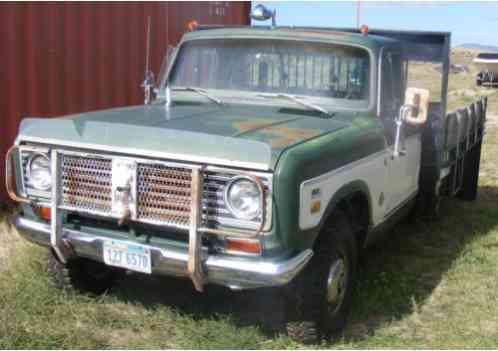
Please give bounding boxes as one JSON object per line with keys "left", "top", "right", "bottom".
{"left": 392, "top": 87, "right": 430, "bottom": 157}
{"left": 402, "top": 87, "right": 430, "bottom": 126}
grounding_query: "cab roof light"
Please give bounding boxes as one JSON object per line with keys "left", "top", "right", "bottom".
{"left": 187, "top": 19, "right": 199, "bottom": 32}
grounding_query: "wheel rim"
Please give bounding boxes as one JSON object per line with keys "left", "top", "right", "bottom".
{"left": 326, "top": 255, "right": 347, "bottom": 313}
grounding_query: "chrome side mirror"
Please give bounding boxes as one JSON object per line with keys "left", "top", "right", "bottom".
{"left": 393, "top": 87, "right": 430, "bottom": 157}
{"left": 403, "top": 87, "right": 430, "bottom": 126}
{"left": 251, "top": 4, "right": 276, "bottom": 27}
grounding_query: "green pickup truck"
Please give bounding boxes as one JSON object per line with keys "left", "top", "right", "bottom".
{"left": 6, "top": 8, "right": 487, "bottom": 342}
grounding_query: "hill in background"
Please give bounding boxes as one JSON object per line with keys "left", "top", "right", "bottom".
{"left": 458, "top": 43, "right": 498, "bottom": 52}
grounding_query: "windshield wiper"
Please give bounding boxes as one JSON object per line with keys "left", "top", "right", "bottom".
{"left": 257, "top": 93, "right": 334, "bottom": 117}
{"left": 171, "top": 86, "right": 224, "bottom": 105}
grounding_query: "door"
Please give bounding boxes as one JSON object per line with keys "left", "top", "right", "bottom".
{"left": 380, "top": 50, "right": 422, "bottom": 215}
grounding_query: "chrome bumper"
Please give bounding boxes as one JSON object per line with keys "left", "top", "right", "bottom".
{"left": 14, "top": 215, "right": 313, "bottom": 290}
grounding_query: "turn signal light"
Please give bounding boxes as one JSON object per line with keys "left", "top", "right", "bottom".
{"left": 225, "top": 238, "right": 262, "bottom": 255}
{"left": 33, "top": 206, "right": 51, "bottom": 221}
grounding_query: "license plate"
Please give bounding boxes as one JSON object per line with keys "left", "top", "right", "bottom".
{"left": 103, "top": 240, "right": 151, "bottom": 274}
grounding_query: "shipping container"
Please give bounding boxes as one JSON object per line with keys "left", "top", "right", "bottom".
{"left": 0, "top": 1, "right": 251, "bottom": 203}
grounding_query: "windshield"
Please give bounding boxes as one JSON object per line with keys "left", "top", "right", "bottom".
{"left": 167, "top": 38, "right": 371, "bottom": 108}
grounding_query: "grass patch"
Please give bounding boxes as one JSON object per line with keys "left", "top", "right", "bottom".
{"left": 2, "top": 128, "right": 498, "bottom": 348}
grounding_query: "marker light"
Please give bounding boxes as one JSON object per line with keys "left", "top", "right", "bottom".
{"left": 33, "top": 205, "right": 51, "bottom": 221}
{"left": 187, "top": 19, "right": 198, "bottom": 31}
{"left": 225, "top": 238, "right": 262, "bottom": 255}
{"left": 360, "top": 24, "right": 369, "bottom": 35}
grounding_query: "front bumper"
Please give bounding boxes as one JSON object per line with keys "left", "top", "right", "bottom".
{"left": 14, "top": 215, "right": 313, "bottom": 290}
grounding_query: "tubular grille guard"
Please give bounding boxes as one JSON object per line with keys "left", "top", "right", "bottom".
{"left": 17, "top": 147, "right": 273, "bottom": 235}
{"left": 5, "top": 145, "right": 31, "bottom": 204}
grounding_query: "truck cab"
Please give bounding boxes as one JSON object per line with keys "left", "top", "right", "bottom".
{"left": 6, "top": 15, "right": 487, "bottom": 342}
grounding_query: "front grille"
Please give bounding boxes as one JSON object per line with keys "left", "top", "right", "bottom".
{"left": 60, "top": 154, "right": 194, "bottom": 229}
{"left": 61, "top": 155, "right": 112, "bottom": 213}
{"left": 137, "top": 163, "right": 192, "bottom": 229}
{"left": 20, "top": 147, "right": 271, "bottom": 232}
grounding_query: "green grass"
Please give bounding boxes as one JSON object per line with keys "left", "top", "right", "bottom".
{"left": 1, "top": 127, "right": 498, "bottom": 348}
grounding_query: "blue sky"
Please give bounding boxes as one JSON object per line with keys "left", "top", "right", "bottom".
{"left": 252, "top": 2, "right": 498, "bottom": 47}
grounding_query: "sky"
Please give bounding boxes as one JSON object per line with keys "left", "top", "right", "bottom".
{"left": 253, "top": 1, "right": 498, "bottom": 47}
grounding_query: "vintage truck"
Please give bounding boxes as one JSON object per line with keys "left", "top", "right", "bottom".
{"left": 5, "top": 7, "right": 487, "bottom": 342}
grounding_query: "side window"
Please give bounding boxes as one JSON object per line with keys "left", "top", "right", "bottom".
{"left": 380, "top": 52, "right": 396, "bottom": 120}
{"left": 390, "top": 52, "right": 404, "bottom": 112}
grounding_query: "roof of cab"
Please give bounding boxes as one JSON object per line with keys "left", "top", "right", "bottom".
{"left": 182, "top": 26, "right": 400, "bottom": 50}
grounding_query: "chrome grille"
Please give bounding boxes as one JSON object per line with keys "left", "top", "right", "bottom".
{"left": 137, "top": 163, "right": 192, "bottom": 229}
{"left": 61, "top": 155, "right": 112, "bottom": 213}
{"left": 19, "top": 146, "right": 272, "bottom": 232}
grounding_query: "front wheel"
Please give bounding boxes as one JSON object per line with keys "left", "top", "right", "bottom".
{"left": 284, "top": 210, "right": 358, "bottom": 343}
{"left": 47, "top": 250, "right": 120, "bottom": 294}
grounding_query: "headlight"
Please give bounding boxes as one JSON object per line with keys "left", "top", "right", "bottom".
{"left": 27, "top": 153, "right": 51, "bottom": 191}
{"left": 224, "top": 176, "right": 262, "bottom": 220}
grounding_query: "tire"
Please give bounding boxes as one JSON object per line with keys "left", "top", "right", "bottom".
{"left": 283, "top": 210, "right": 358, "bottom": 343}
{"left": 47, "top": 250, "right": 120, "bottom": 294}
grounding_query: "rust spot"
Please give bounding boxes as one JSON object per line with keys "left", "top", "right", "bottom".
{"left": 232, "top": 118, "right": 323, "bottom": 147}
{"left": 264, "top": 126, "right": 322, "bottom": 148}
{"left": 232, "top": 118, "right": 277, "bottom": 134}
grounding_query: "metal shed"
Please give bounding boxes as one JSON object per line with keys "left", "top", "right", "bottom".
{"left": 0, "top": 1, "right": 251, "bottom": 203}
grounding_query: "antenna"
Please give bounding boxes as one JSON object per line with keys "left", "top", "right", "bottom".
{"left": 356, "top": 1, "right": 361, "bottom": 28}
{"left": 145, "top": 16, "right": 151, "bottom": 78}
{"left": 142, "top": 16, "right": 155, "bottom": 105}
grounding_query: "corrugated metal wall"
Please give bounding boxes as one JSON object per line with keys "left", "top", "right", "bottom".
{"left": 0, "top": 1, "right": 250, "bottom": 203}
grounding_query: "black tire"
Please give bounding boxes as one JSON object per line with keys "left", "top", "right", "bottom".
{"left": 476, "top": 79, "right": 482, "bottom": 87}
{"left": 283, "top": 210, "right": 358, "bottom": 343}
{"left": 47, "top": 250, "right": 120, "bottom": 294}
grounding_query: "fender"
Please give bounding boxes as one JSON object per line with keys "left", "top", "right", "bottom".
{"left": 297, "top": 180, "right": 373, "bottom": 250}
{"left": 317, "top": 180, "right": 372, "bottom": 233}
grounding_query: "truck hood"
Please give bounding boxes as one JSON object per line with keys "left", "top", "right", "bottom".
{"left": 18, "top": 103, "right": 350, "bottom": 170}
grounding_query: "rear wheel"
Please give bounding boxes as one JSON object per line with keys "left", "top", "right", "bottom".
{"left": 47, "top": 250, "right": 120, "bottom": 294}
{"left": 284, "top": 210, "right": 358, "bottom": 343}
